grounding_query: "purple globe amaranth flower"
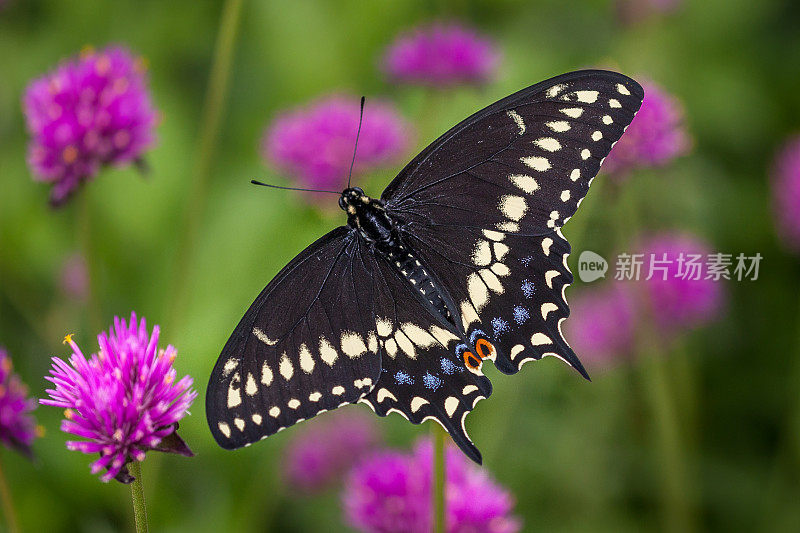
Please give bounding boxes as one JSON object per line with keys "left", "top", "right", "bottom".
{"left": 343, "top": 439, "right": 521, "bottom": 533}
{"left": 771, "top": 136, "right": 800, "bottom": 253}
{"left": 638, "top": 233, "right": 725, "bottom": 334}
{"left": 603, "top": 80, "right": 689, "bottom": 177}
{"left": 41, "top": 313, "right": 196, "bottom": 483}
{"left": 565, "top": 282, "right": 637, "bottom": 369}
{"left": 0, "top": 348, "right": 39, "bottom": 457}
{"left": 382, "top": 23, "right": 500, "bottom": 87}
{"left": 264, "top": 96, "right": 411, "bottom": 193}
{"left": 23, "top": 46, "right": 158, "bottom": 206}
{"left": 284, "top": 410, "right": 379, "bottom": 493}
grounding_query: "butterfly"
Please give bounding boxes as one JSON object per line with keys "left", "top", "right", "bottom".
{"left": 206, "top": 70, "right": 644, "bottom": 463}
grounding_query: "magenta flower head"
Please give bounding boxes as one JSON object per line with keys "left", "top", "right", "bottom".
{"left": 343, "top": 439, "right": 521, "bottom": 533}
{"left": 284, "top": 410, "right": 379, "bottom": 493}
{"left": 23, "top": 46, "right": 158, "bottom": 206}
{"left": 602, "top": 80, "right": 689, "bottom": 177}
{"left": 564, "top": 282, "right": 637, "bottom": 369}
{"left": 382, "top": 22, "right": 500, "bottom": 87}
{"left": 771, "top": 135, "right": 800, "bottom": 253}
{"left": 638, "top": 233, "right": 725, "bottom": 334}
{"left": 263, "top": 96, "right": 411, "bottom": 193}
{"left": 0, "top": 348, "right": 39, "bottom": 457}
{"left": 41, "top": 313, "right": 196, "bottom": 483}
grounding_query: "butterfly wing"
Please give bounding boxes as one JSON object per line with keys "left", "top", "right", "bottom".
{"left": 382, "top": 70, "right": 643, "bottom": 375}
{"left": 383, "top": 70, "right": 644, "bottom": 234}
{"left": 359, "top": 250, "right": 492, "bottom": 464}
{"left": 206, "top": 227, "right": 383, "bottom": 449}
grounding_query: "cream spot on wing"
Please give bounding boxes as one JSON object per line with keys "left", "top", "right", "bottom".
{"left": 245, "top": 373, "right": 257, "bottom": 396}
{"left": 480, "top": 268, "right": 503, "bottom": 293}
{"left": 462, "top": 385, "right": 478, "bottom": 395}
{"left": 377, "top": 388, "right": 397, "bottom": 403}
{"left": 592, "top": 130, "right": 603, "bottom": 141}
{"left": 546, "top": 120, "right": 570, "bottom": 132}
{"left": 561, "top": 107, "right": 584, "bottom": 118}
{"left": 218, "top": 422, "right": 231, "bottom": 438}
{"left": 460, "top": 301, "right": 480, "bottom": 329}
{"left": 332, "top": 386, "right": 345, "bottom": 396}
{"left": 395, "top": 330, "right": 416, "bottom": 359}
{"left": 541, "top": 302, "right": 559, "bottom": 320}
{"left": 309, "top": 391, "right": 322, "bottom": 402}
{"left": 491, "top": 262, "right": 510, "bottom": 277}
{"left": 467, "top": 272, "right": 489, "bottom": 311}
{"left": 234, "top": 418, "right": 245, "bottom": 431}
{"left": 287, "top": 398, "right": 301, "bottom": 409}
{"left": 510, "top": 344, "right": 525, "bottom": 360}
{"left": 444, "top": 397, "right": 459, "bottom": 417}
{"left": 534, "top": 137, "right": 562, "bottom": 152}
{"left": 560, "top": 190, "right": 571, "bottom": 202}
{"left": 385, "top": 338, "right": 398, "bottom": 358}
{"left": 319, "top": 336, "right": 338, "bottom": 366}
{"left": 252, "top": 414, "right": 262, "bottom": 425}
{"left": 279, "top": 353, "right": 294, "bottom": 380}
{"left": 472, "top": 239, "right": 492, "bottom": 266}
{"left": 261, "top": 361, "right": 273, "bottom": 385}
{"left": 410, "top": 397, "right": 429, "bottom": 412}
{"left": 429, "top": 325, "right": 459, "bottom": 347}
{"left": 609, "top": 98, "right": 621, "bottom": 108}
{"left": 545, "top": 270, "right": 560, "bottom": 288}
{"left": 299, "top": 343, "right": 314, "bottom": 374}
{"left": 570, "top": 168, "right": 580, "bottom": 181}
{"left": 402, "top": 323, "right": 436, "bottom": 347}
{"left": 493, "top": 242, "right": 509, "bottom": 261}
{"left": 574, "top": 90, "right": 599, "bottom": 103}
{"left": 542, "top": 237, "right": 554, "bottom": 256}
{"left": 547, "top": 83, "right": 566, "bottom": 97}
{"left": 617, "top": 83, "right": 631, "bottom": 95}
{"left": 506, "top": 110, "right": 526, "bottom": 134}
{"left": 496, "top": 221, "right": 519, "bottom": 232}
{"left": 521, "top": 155, "right": 551, "bottom": 172}
{"left": 252, "top": 327, "right": 277, "bottom": 345}
{"left": 602, "top": 115, "right": 613, "bottom": 125}
{"left": 367, "top": 332, "right": 378, "bottom": 354}
{"left": 531, "top": 333, "right": 552, "bottom": 345}
{"left": 227, "top": 373, "right": 241, "bottom": 408}
{"left": 581, "top": 149, "right": 591, "bottom": 160}
{"left": 499, "top": 195, "right": 528, "bottom": 221}
{"left": 341, "top": 331, "right": 367, "bottom": 358}
{"left": 509, "top": 174, "right": 539, "bottom": 194}
{"left": 269, "top": 406, "right": 280, "bottom": 418}
{"left": 376, "top": 318, "right": 393, "bottom": 337}
{"left": 482, "top": 229, "right": 505, "bottom": 241}
{"left": 222, "top": 358, "right": 237, "bottom": 377}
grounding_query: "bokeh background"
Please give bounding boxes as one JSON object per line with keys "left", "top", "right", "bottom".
{"left": 2, "top": 0, "right": 800, "bottom": 531}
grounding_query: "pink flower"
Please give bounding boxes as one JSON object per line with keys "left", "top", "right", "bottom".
{"left": 382, "top": 23, "right": 500, "bottom": 87}
{"left": 263, "top": 96, "right": 411, "bottom": 192}
{"left": 771, "top": 136, "right": 800, "bottom": 253}
{"left": 0, "top": 348, "right": 39, "bottom": 457}
{"left": 603, "top": 80, "right": 689, "bottom": 177}
{"left": 42, "top": 313, "right": 196, "bottom": 483}
{"left": 23, "top": 46, "right": 158, "bottom": 205}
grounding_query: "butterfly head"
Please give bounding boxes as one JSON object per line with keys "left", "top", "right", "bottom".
{"left": 339, "top": 187, "right": 369, "bottom": 214}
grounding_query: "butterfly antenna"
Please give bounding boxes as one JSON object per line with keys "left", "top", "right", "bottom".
{"left": 250, "top": 180, "right": 341, "bottom": 195}
{"left": 347, "top": 96, "right": 366, "bottom": 189}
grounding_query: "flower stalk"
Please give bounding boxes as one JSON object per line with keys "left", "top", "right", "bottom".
{"left": 129, "top": 460, "right": 149, "bottom": 533}
{"left": 0, "top": 455, "right": 20, "bottom": 533}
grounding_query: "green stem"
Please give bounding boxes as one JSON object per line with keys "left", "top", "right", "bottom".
{"left": 129, "top": 461, "right": 148, "bottom": 533}
{"left": 77, "top": 191, "right": 102, "bottom": 335}
{"left": 168, "top": 0, "right": 244, "bottom": 330}
{"left": 433, "top": 425, "right": 446, "bottom": 533}
{"left": 0, "top": 454, "right": 20, "bottom": 533}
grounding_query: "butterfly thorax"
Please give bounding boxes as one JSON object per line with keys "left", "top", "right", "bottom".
{"left": 340, "top": 187, "right": 453, "bottom": 323}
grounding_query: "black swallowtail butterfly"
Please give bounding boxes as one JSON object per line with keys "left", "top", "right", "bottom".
{"left": 207, "top": 70, "right": 644, "bottom": 463}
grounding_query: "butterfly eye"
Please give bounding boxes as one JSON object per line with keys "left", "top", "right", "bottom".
{"left": 352, "top": 187, "right": 364, "bottom": 195}
{"left": 462, "top": 350, "right": 482, "bottom": 371}
{"left": 338, "top": 196, "right": 347, "bottom": 210}
{"left": 475, "top": 338, "right": 494, "bottom": 359}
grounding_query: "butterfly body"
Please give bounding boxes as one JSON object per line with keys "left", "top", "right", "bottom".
{"left": 207, "top": 70, "right": 644, "bottom": 463}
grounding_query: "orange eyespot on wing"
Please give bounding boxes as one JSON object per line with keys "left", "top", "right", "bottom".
{"left": 475, "top": 338, "right": 495, "bottom": 359}
{"left": 463, "top": 351, "right": 482, "bottom": 371}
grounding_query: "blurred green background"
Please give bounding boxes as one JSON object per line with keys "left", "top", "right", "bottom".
{"left": 1, "top": 0, "right": 800, "bottom": 531}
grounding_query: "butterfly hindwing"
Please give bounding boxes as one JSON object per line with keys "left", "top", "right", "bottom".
{"left": 384, "top": 70, "right": 644, "bottom": 234}
{"left": 206, "top": 228, "right": 383, "bottom": 449}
